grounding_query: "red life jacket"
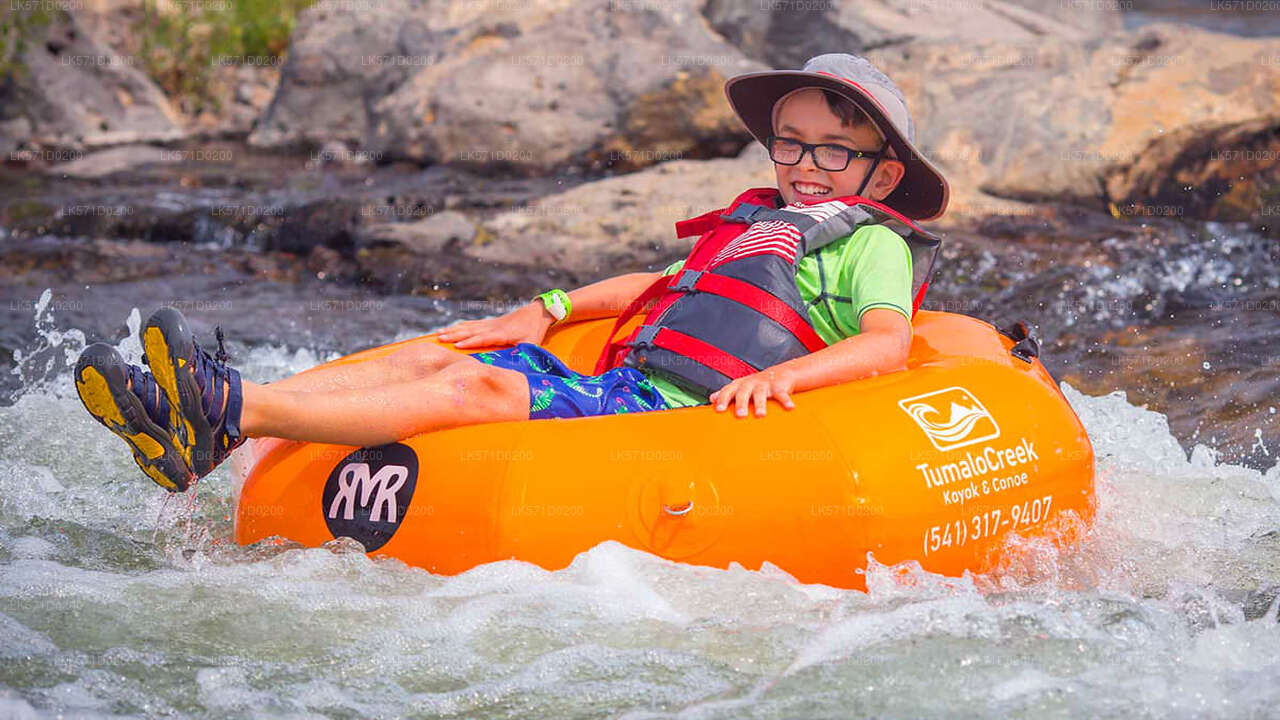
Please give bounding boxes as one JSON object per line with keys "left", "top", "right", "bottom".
{"left": 593, "top": 187, "right": 941, "bottom": 397}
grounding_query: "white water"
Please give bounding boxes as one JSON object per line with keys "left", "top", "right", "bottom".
{"left": 1, "top": 300, "right": 1278, "bottom": 719}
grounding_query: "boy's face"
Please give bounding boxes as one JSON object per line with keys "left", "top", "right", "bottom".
{"left": 772, "top": 88, "right": 905, "bottom": 206}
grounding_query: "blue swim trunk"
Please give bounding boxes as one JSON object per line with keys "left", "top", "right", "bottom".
{"left": 470, "top": 343, "right": 670, "bottom": 420}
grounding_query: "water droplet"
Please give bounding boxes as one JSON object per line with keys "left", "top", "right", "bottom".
{"left": 1202, "top": 361, "right": 1211, "bottom": 370}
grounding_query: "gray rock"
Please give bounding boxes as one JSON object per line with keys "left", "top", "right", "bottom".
{"left": 704, "top": 0, "right": 1124, "bottom": 68}
{"left": 359, "top": 210, "right": 476, "bottom": 254}
{"left": 0, "top": 118, "right": 32, "bottom": 157}
{"left": 4, "top": 10, "right": 184, "bottom": 150}
{"left": 251, "top": 0, "right": 763, "bottom": 172}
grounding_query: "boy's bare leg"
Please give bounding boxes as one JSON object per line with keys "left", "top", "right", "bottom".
{"left": 240, "top": 359, "right": 530, "bottom": 446}
{"left": 268, "top": 342, "right": 473, "bottom": 393}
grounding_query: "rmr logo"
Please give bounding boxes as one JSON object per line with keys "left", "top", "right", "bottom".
{"left": 898, "top": 386, "right": 1000, "bottom": 452}
{"left": 329, "top": 463, "right": 409, "bottom": 523}
{"left": 321, "top": 443, "right": 418, "bottom": 551}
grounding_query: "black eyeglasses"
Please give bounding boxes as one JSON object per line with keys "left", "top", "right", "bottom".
{"left": 766, "top": 135, "right": 885, "bottom": 172}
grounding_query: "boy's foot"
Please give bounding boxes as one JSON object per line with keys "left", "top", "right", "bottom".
{"left": 74, "top": 343, "right": 194, "bottom": 492}
{"left": 143, "top": 307, "right": 246, "bottom": 479}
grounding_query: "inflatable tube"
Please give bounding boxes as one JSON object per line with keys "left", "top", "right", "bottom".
{"left": 232, "top": 310, "right": 1095, "bottom": 590}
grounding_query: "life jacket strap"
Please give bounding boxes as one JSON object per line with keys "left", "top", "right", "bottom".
{"left": 721, "top": 203, "right": 822, "bottom": 234}
{"left": 797, "top": 204, "right": 874, "bottom": 257}
{"left": 674, "top": 269, "right": 827, "bottom": 353}
{"left": 634, "top": 325, "right": 759, "bottom": 381}
{"left": 675, "top": 208, "right": 725, "bottom": 240}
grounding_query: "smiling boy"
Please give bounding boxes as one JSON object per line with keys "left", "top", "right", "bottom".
{"left": 74, "top": 53, "right": 949, "bottom": 492}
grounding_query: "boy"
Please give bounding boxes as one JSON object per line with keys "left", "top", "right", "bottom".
{"left": 74, "top": 53, "right": 949, "bottom": 491}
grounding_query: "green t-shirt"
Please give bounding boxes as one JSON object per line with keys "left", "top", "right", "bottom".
{"left": 642, "top": 224, "right": 914, "bottom": 409}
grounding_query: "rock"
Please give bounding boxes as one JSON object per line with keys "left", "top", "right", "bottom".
{"left": 191, "top": 64, "right": 283, "bottom": 138}
{"left": 703, "top": 0, "right": 1123, "bottom": 69}
{"left": 44, "top": 144, "right": 177, "bottom": 179}
{"left": 353, "top": 243, "right": 569, "bottom": 298}
{"left": 0, "top": 9, "right": 184, "bottom": 151}
{"left": 251, "top": 0, "right": 763, "bottom": 172}
{"left": 72, "top": 0, "right": 152, "bottom": 58}
{"left": 469, "top": 143, "right": 774, "bottom": 276}
{"left": 0, "top": 230, "right": 296, "bottom": 284}
{"left": 465, "top": 140, "right": 1038, "bottom": 268}
{"left": 861, "top": 23, "right": 1280, "bottom": 222}
{"left": 271, "top": 199, "right": 363, "bottom": 255}
{"left": 0, "top": 118, "right": 32, "bottom": 157}
{"left": 358, "top": 210, "right": 476, "bottom": 254}
{"left": 1104, "top": 115, "right": 1279, "bottom": 233}
{"left": 308, "top": 140, "right": 375, "bottom": 169}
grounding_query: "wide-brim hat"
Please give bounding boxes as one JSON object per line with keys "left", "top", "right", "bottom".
{"left": 724, "top": 53, "right": 949, "bottom": 222}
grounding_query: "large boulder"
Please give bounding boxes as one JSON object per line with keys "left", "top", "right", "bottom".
{"left": 1103, "top": 114, "right": 1279, "bottom": 230}
{"left": 863, "top": 23, "right": 1280, "bottom": 223}
{"left": 469, "top": 143, "right": 775, "bottom": 276}
{"left": 702, "top": 0, "right": 1124, "bottom": 69}
{"left": 250, "top": 0, "right": 763, "bottom": 172}
{"left": 0, "top": 9, "right": 184, "bottom": 152}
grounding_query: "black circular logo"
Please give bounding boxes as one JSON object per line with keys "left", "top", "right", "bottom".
{"left": 321, "top": 443, "right": 419, "bottom": 552}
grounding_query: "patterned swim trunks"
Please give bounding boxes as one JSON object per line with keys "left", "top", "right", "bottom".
{"left": 470, "top": 343, "right": 670, "bottom": 420}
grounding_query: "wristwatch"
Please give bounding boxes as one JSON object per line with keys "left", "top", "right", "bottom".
{"left": 535, "top": 289, "right": 571, "bottom": 324}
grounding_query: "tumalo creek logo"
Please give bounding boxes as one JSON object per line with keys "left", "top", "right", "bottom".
{"left": 321, "top": 443, "right": 419, "bottom": 552}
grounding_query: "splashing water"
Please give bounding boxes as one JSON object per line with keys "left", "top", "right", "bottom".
{"left": 0, "top": 301, "right": 1277, "bottom": 719}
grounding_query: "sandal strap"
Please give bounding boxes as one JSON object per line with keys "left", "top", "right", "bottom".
{"left": 190, "top": 336, "right": 245, "bottom": 453}
{"left": 127, "top": 364, "right": 169, "bottom": 423}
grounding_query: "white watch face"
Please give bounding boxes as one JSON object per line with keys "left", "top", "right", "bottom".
{"left": 544, "top": 295, "right": 567, "bottom": 320}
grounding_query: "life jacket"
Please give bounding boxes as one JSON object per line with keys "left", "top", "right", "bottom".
{"left": 593, "top": 187, "right": 942, "bottom": 397}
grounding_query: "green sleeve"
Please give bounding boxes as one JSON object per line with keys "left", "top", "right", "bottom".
{"left": 660, "top": 259, "right": 686, "bottom": 276}
{"left": 840, "top": 225, "right": 913, "bottom": 330}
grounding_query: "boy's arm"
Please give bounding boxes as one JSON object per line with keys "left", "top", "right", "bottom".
{"left": 770, "top": 308, "right": 911, "bottom": 390}
{"left": 709, "top": 309, "right": 911, "bottom": 417}
{"left": 710, "top": 225, "right": 914, "bottom": 416}
{"left": 562, "top": 272, "right": 666, "bottom": 322}
{"left": 437, "top": 271, "right": 663, "bottom": 348}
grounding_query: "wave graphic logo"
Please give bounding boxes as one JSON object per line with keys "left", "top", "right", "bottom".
{"left": 898, "top": 386, "right": 1001, "bottom": 451}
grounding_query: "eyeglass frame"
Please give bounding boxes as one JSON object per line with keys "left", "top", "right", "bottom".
{"left": 766, "top": 135, "right": 888, "bottom": 172}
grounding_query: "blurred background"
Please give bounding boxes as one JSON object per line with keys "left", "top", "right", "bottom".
{"left": 5, "top": 0, "right": 1274, "bottom": 465}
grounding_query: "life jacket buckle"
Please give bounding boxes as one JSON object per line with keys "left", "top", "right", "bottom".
{"left": 672, "top": 269, "right": 703, "bottom": 293}
{"left": 632, "top": 324, "right": 660, "bottom": 348}
{"left": 720, "top": 203, "right": 771, "bottom": 224}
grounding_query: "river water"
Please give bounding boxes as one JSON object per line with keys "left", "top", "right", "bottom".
{"left": 1, "top": 240, "right": 1278, "bottom": 716}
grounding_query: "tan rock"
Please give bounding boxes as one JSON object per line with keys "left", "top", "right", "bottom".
{"left": 45, "top": 144, "right": 177, "bottom": 179}
{"left": 863, "top": 23, "right": 1280, "bottom": 220}
{"left": 471, "top": 144, "right": 775, "bottom": 275}
{"left": 360, "top": 210, "right": 477, "bottom": 255}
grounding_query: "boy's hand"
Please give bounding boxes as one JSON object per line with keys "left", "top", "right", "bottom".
{"left": 434, "top": 302, "right": 555, "bottom": 349}
{"left": 709, "top": 368, "right": 797, "bottom": 418}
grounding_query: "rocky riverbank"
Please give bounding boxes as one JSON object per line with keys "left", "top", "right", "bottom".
{"left": 0, "top": 0, "right": 1276, "bottom": 467}
{"left": 2, "top": 1, "right": 1276, "bottom": 298}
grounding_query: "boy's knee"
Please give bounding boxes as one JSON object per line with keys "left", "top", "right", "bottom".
{"left": 439, "top": 359, "right": 524, "bottom": 399}
{"left": 388, "top": 343, "right": 455, "bottom": 376}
